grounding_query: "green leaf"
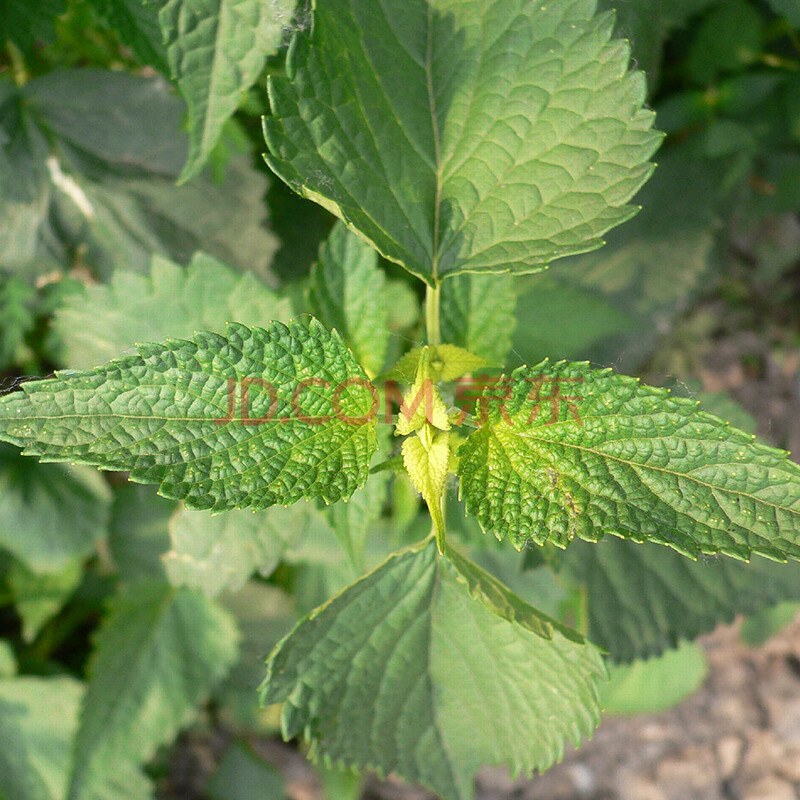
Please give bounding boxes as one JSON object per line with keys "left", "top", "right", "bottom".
{"left": 0, "top": 275, "right": 36, "bottom": 369}
{"left": 262, "top": 539, "right": 604, "bottom": 800}
{"left": 0, "top": 319, "right": 378, "bottom": 512}
{"left": 1, "top": 69, "right": 277, "bottom": 280}
{"left": 0, "top": 0, "right": 65, "bottom": 52}
{"left": 153, "top": 0, "right": 296, "bottom": 181}
{"left": 55, "top": 252, "right": 291, "bottom": 369}
{"left": 769, "top": 0, "right": 800, "bottom": 27}
{"left": 87, "top": 0, "right": 169, "bottom": 72}
{"left": 0, "top": 641, "right": 16, "bottom": 679}
{"left": 687, "top": 0, "right": 763, "bottom": 85}
{"left": 264, "top": 0, "right": 661, "bottom": 284}
{"left": 511, "top": 141, "right": 723, "bottom": 371}
{"left": 741, "top": 602, "right": 800, "bottom": 646}
{"left": 163, "top": 503, "right": 334, "bottom": 598}
{"left": 601, "top": 641, "right": 708, "bottom": 715}
{"left": 559, "top": 536, "right": 800, "bottom": 660}
{"left": 67, "top": 581, "right": 238, "bottom": 800}
{"left": 0, "top": 444, "right": 111, "bottom": 573}
{"left": 441, "top": 274, "right": 517, "bottom": 364}
{"left": 108, "top": 485, "right": 176, "bottom": 582}
{"left": 0, "top": 676, "right": 83, "bottom": 800}
{"left": 310, "top": 222, "right": 389, "bottom": 376}
{"left": 205, "top": 742, "right": 286, "bottom": 800}
{"left": 457, "top": 360, "right": 800, "bottom": 561}
{"left": 387, "top": 344, "right": 489, "bottom": 384}
{"left": 402, "top": 430, "right": 450, "bottom": 545}
{"left": 9, "top": 558, "right": 83, "bottom": 643}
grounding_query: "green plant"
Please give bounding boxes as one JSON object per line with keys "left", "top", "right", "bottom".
{"left": 2, "top": 1, "right": 800, "bottom": 799}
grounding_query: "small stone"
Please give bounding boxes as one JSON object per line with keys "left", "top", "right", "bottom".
{"left": 616, "top": 774, "right": 666, "bottom": 800}
{"left": 716, "top": 736, "right": 743, "bottom": 780}
{"left": 741, "top": 776, "right": 796, "bottom": 800}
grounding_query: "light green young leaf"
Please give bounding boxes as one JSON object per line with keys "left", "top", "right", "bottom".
{"left": 601, "top": 641, "right": 708, "bottom": 715}
{"left": 153, "top": 0, "right": 296, "bottom": 181}
{"left": 0, "top": 444, "right": 111, "bottom": 573}
{"left": 262, "top": 539, "right": 604, "bottom": 800}
{"left": 0, "top": 641, "right": 16, "bottom": 679}
{"left": 458, "top": 360, "right": 800, "bottom": 561}
{"left": 559, "top": 536, "right": 800, "bottom": 661}
{"left": 264, "top": 0, "right": 661, "bottom": 284}
{"left": 1, "top": 70, "right": 277, "bottom": 280}
{"left": 0, "top": 676, "right": 83, "bottom": 800}
{"left": 402, "top": 430, "right": 450, "bottom": 544}
{"left": 9, "top": 559, "right": 83, "bottom": 643}
{"left": 0, "top": 319, "right": 378, "bottom": 512}
{"left": 55, "top": 252, "right": 291, "bottom": 369}
{"left": 394, "top": 348, "right": 451, "bottom": 436}
{"left": 441, "top": 274, "right": 517, "bottom": 364}
{"left": 388, "top": 344, "right": 490, "bottom": 385}
{"left": 67, "top": 581, "right": 238, "bottom": 800}
{"left": 163, "top": 503, "right": 334, "bottom": 598}
{"left": 310, "top": 221, "right": 389, "bottom": 376}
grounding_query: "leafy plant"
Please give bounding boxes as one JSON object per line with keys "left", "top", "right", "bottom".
{"left": 2, "top": 1, "right": 800, "bottom": 799}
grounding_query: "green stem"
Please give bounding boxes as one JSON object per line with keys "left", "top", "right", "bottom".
{"left": 5, "top": 41, "right": 28, "bottom": 87}
{"left": 425, "top": 284, "right": 441, "bottom": 347}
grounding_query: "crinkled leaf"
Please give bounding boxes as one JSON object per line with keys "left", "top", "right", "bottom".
{"left": 55, "top": 252, "right": 291, "bottom": 369}
{"left": 560, "top": 536, "right": 800, "bottom": 660}
{"left": 458, "top": 360, "right": 800, "bottom": 561}
{"left": 9, "top": 558, "right": 83, "bottom": 642}
{"left": 163, "top": 503, "right": 334, "bottom": 597}
{"left": 0, "top": 676, "right": 83, "bottom": 800}
{"left": 1, "top": 69, "right": 277, "bottom": 280}
{"left": 395, "top": 348, "right": 451, "bottom": 436}
{"left": 402, "top": 431, "right": 450, "bottom": 544}
{"left": 67, "top": 581, "right": 238, "bottom": 800}
{"left": 441, "top": 274, "right": 517, "bottom": 364}
{"left": 153, "top": 0, "right": 297, "bottom": 181}
{"left": 512, "top": 141, "right": 722, "bottom": 371}
{"left": 0, "top": 319, "right": 378, "bottom": 512}
{"left": 264, "top": 0, "right": 661, "bottom": 283}
{"left": 310, "top": 221, "right": 388, "bottom": 376}
{"left": 0, "top": 0, "right": 65, "bottom": 52}
{"left": 388, "top": 344, "right": 490, "bottom": 385}
{"left": 0, "top": 444, "right": 111, "bottom": 573}
{"left": 262, "top": 539, "right": 604, "bottom": 800}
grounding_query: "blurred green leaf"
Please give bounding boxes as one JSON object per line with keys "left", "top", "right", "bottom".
{"left": 768, "top": 0, "right": 800, "bottom": 27}
{"left": 0, "top": 275, "right": 35, "bottom": 369}
{"left": 741, "top": 602, "right": 800, "bottom": 646}
{"left": 205, "top": 741, "right": 285, "bottom": 800}
{"left": 0, "top": 0, "right": 65, "bottom": 52}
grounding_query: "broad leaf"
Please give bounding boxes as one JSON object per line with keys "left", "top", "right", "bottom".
{"left": 0, "top": 676, "right": 83, "bottom": 800}
{"left": 67, "top": 581, "right": 238, "bottom": 800}
{"left": 0, "top": 444, "right": 111, "bottom": 573}
{"left": 457, "top": 360, "right": 800, "bottom": 561}
{"left": 0, "top": 0, "right": 64, "bottom": 52}
{"left": 441, "top": 274, "right": 517, "bottom": 364}
{"left": 264, "top": 0, "right": 661, "bottom": 283}
{"left": 310, "top": 222, "right": 389, "bottom": 376}
{"left": 559, "top": 536, "right": 800, "bottom": 660}
{"left": 262, "top": 539, "right": 604, "bottom": 800}
{"left": 55, "top": 252, "right": 291, "bottom": 369}
{"left": 163, "top": 503, "right": 334, "bottom": 597}
{"left": 9, "top": 559, "right": 83, "bottom": 642}
{"left": 0, "top": 69, "right": 277, "bottom": 280}
{"left": 153, "top": 0, "right": 297, "bottom": 181}
{"left": 0, "top": 319, "right": 378, "bottom": 512}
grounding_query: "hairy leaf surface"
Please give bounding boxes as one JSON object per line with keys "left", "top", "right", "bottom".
{"left": 55, "top": 252, "right": 291, "bottom": 369}
{"left": 262, "top": 539, "right": 604, "bottom": 800}
{"left": 67, "top": 582, "right": 237, "bottom": 800}
{"left": 264, "top": 0, "right": 661, "bottom": 283}
{"left": 458, "top": 360, "right": 800, "bottom": 561}
{"left": 0, "top": 319, "right": 378, "bottom": 511}
{"left": 560, "top": 536, "right": 800, "bottom": 660}
{"left": 310, "top": 222, "right": 389, "bottom": 376}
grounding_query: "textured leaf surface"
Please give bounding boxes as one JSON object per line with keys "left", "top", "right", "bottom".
{"left": 264, "top": 0, "right": 661, "bottom": 283}
{"left": 163, "top": 503, "right": 334, "bottom": 597}
{"left": 0, "top": 676, "right": 83, "bottom": 800}
{"left": 441, "top": 274, "right": 518, "bottom": 364}
{"left": 458, "top": 360, "right": 800, "bottom": 561}
{"left": 67, "top": 581, "right": 237, "bottom": 800}
{"left": 154, "top": 0, "right": 296, "bottom": 180}
{"left": 262, "top": 539, "right": 604, "bottom": 800}
{"left": 402, "top": 431, "right": 450, "bottom": 543}
{"left": 55, "top": 252, "right": 291, "bottom": 369}
{"left": 512, "top": 141, "right": 722, "bottom": 371}
{"left": 0, "top": 69, "right": 276, "bottom": 280}
{"left": 310, "top": 222, "right": 389, "bottom": 376}
{"left": 0, "top": 319, "right": 377, "bottom": 511}
{"left": 560, "top": 536, "right": 800, "bottom": 660}
{"left": 0, "top": 444, "right": 111, "bottom": 573}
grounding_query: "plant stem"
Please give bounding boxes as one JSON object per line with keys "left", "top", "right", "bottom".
{"left": 425, "top": 283, "right": 441, "bottom": 347}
